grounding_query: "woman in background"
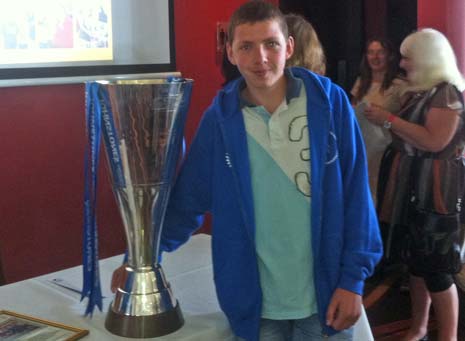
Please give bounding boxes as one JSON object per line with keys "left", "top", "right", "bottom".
{"left": 364, "top": 28, "right": 465, "bottom": 341}
{"left": 285, "top": 13, "right": 326, "bottom": 75}
{"left": 352, "top": 38, "right": 405, "bottom": 110}
{"left": 351, "top": 38, "right": 406, "bottom": 201}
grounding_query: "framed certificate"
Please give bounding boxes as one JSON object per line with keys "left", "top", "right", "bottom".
{"left": 0, "top": 310, "right": 88, "bottom": 341}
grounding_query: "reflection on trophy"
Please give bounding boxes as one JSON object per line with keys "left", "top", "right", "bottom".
{"left": 92, "top": 78, "right": 193, "bottom": 338}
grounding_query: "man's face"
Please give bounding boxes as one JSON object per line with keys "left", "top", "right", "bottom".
{"left": 227, "top": 20, "right": 294, "bottom": 92}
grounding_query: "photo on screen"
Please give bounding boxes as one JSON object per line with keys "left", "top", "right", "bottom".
{"left": 0, "top": 0, "right": 174, "bottom": 80}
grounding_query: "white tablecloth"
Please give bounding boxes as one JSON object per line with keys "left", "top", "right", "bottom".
{"left": 0, "top": 234, "right": 374, "bottom": 340}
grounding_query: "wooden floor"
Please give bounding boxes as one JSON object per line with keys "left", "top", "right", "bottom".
{"left": 362, "top": 265, "right": 465, "bottom": 341}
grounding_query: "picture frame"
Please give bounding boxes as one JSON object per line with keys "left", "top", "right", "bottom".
{"left": 0, "top": 310, "right": 89, "bottom": 341}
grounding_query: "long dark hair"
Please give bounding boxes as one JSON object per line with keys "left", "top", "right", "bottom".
{"left": 354, "top": 38, "right": 400, "bottom": 103}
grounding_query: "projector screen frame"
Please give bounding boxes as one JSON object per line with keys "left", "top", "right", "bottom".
{"left": 0, "top": 0, "right": 176, "bottom": 81}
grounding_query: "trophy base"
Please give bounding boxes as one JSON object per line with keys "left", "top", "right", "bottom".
{"left": 105, "top": 301, "right": 184, "bottom": 338}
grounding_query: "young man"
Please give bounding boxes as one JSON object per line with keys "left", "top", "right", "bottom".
{"left": 161, "top": 2, "right": 382, "bottom": 340}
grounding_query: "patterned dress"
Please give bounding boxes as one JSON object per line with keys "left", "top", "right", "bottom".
{"left": 378, "top": 82, "right": 465, "bottom": 263}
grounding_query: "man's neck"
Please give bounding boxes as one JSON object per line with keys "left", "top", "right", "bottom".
{"left": 243, "top": 76, "right": 287, "bottom": 114}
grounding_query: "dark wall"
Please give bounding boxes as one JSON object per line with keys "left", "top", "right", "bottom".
{"left": 387, "top": 0, "right": 417, "bottom": 51}
{"left": 280, "top": 0, "right": 417, "bottom": 91}
{"left": 280, "top": 0, "right": 365, "bottom": 91}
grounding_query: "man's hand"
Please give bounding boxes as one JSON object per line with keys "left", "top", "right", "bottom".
{"left": 326, "top": 288, "right": 362, "bottom": 331}
{"left": 111, "top": 264, "right": 127, "bottom": 293}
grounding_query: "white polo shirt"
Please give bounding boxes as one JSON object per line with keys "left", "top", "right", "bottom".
{"left": 241, "top": 70, "right": 316, "bottom": 319}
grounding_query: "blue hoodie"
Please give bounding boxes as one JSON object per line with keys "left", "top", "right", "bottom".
{"left": 161, "top": 67, "right": 382, "bottom": 340}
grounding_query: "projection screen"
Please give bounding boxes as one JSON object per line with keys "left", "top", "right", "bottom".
{"left": 0, "top": 0, "right": 175, "bottom": 81}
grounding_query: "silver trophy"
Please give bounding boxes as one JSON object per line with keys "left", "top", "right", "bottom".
{"left": 94, "top": 78, "right": 193, "bottom": 338}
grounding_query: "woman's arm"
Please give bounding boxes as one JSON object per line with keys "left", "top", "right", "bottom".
{"left": 364, "top": 104, "right": 460, "bottom": 152}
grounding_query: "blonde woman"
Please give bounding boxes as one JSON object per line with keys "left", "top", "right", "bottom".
{"left": 365, "top": 28, "right": 465, "bottom": 341}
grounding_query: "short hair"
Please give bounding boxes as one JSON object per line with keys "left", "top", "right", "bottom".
{"left": 354, "top": 38, "right": 401, "bottom": 103}
{"left": 227, "top": 1, "right": 288, "bottom": 43}
{"left": 285, "top": 14, "right": 326, "bottom": 75}
{"left": 400, "top": 28, "right": 465, "bottom": 92}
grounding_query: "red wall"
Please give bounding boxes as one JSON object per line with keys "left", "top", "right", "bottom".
{"left": 0, "top": 0, "right": 282, "bottom": 283}
{"left": 2, "top": 0, "right": 460, "bottom": 284}
{"left": 0, "top": 84, "right": 126, "bottom": 283}
{"left": 418, "top": 0, "right": 465, "bottom": 74}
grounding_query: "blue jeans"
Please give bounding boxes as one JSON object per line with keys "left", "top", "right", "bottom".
{"left": 237, "top": 314, "right": 353, "bottom": 341}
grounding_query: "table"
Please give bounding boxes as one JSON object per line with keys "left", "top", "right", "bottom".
{"left": 0, "top": 234, "right": 374, "bottom": 340}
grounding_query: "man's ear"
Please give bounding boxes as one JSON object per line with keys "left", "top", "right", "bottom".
{"left": 226, "top": 42, "right": 237, "bottom": 65}
{"left": 286, "top": 36, "right": 295, "bottom": 60}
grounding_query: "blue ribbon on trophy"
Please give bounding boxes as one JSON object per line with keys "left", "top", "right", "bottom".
{"left": 82, "top": 82, "right": 125, "bottom": 316}
{"left": 82, "top": 82, "right": 102, "bottom": 316}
